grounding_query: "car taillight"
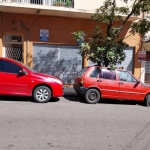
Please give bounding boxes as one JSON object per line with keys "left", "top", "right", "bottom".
{"left": 80, "top": 79, "right": 84, "bottom": 86}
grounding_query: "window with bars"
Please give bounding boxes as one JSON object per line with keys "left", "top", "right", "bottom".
{"left": 4, "top": 34, "right": 23, "bottom": 62}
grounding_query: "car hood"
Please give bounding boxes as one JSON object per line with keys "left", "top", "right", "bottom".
{"left": 34, "top": 72, "right": 64, "bottom": 85}
{"left": 35, "top": 72, "right": 58, "bottom": 79}
{"left": 142, "top": 82, "right": 150, "bottom": 88}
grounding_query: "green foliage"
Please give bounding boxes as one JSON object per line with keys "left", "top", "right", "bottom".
{"left": 54, "top": 0, "right": 73, "bottom": 7}
{"left": 72, "top": 31, "right": 86, "bottom": 40}
{"left": 72, "top": 0, "right": 150, "bottom": 69}
{"left": 65, "top": 0, "right": 73, "bottom": 7}
{"left": 54, "top": 0, "right": 64, "bottom": 6}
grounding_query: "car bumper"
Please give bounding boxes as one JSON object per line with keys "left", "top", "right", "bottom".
{"left": 53, "top": 85, "right": 64, "bottom": 97}
{"left": 73, "top": 84, "right": 87, "bottom": 96}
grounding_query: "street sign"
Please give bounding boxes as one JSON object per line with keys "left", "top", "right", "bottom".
{"left": 40, "top": 29, "right": 49, "bottom": 42}
{"left": 138, "top": 51, "right": 146, "bottom": 62}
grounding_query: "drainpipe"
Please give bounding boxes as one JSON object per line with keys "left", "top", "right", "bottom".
{"left": 21, "top": 16, "right": 41, "bottom": 66}
{"left": 21, "top": 20, "right": 30, "bottom": 66}
{"left": 140, "top": 12, "right": 145, "bottom": 83}
{"left": 26, "top": 30, "right": 29, "bottom": 66}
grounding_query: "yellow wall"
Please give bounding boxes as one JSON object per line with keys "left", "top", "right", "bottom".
{"left": 123, "top": 26, "right": 141, "bottom": 78}
{"left": 0, "top": 12, "right": 2, "bottom": 56}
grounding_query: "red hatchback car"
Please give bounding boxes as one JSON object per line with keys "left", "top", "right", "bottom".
{"left": 0, "top": 57, "right": 64, "bottom": 103}
{"left": 73, "top": 66, "right": 150, "bottom": 106}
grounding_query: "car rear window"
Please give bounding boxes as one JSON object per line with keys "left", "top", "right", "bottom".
{"left": 90, "top": 67, "right": 99, "bottom": 78}
{"left": 77, "top": 67, "right": 89, "bottom": 77}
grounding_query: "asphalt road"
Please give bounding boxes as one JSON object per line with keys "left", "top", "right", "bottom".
{"left": 0, "top": 96, "right": 150, "bottom": 150}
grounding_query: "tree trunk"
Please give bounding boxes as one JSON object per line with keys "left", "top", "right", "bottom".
{"left": 104, "top": 57, "right": 109, "bottom": 67}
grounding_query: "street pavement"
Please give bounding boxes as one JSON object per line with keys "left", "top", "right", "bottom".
{"left": 0, "top": 89, "right": 150, "bottom": 150}
{"left": 63, "top": 86, "right": 78, "bottom": 97}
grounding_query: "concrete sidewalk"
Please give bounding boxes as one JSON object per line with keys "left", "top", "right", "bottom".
{"left": 63, "top": 86, "right": 78, "bottom": 96}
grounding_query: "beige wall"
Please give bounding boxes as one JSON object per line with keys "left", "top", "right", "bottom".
{"left": 74, "top": 0, "right": 133, "bottom": 11}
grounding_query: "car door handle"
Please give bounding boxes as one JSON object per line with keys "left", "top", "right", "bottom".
{"left": 119, "top": 82, "right": 124, "bottom": 84}
{"left": 97, "top": 79, "right": 102, "bottom": 82}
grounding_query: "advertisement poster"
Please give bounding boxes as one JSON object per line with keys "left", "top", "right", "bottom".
{"left": 138, "top": 51, "right": 146, "bottom": 62}
{"left": 40, "top": 29, "right": 49, "bottom": 42}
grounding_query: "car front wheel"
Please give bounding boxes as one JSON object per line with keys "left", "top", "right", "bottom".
{"left": 33, "top": 86, "right": 51, "bottom": 103}
{"left": 85, "top": 88, "right": 100, "bottom": 104}
{"left": 144, "top": 94, "right": 150, "bottom": 107}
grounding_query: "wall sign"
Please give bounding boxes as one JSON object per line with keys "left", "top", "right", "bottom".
{"left": 40, "top": 29, "right": 49, "bottom": 42}
{"left": 138, "top": 51, "right": 146, "bottom": 62}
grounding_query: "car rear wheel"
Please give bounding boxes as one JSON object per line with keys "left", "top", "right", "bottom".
{"left": 85, "top": 89, "right": 100, "bottom": 104}
{"left": 144, "top": 94, "right": 150, "bottom": 107}
{"left": 33, "top": 86, "right": 51, "bottom": 103}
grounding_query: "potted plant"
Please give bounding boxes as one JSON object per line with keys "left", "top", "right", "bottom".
{"left": 65, "top": 0, "right": 73, "bottom": 7}
{"left": 53, "top": 0, "right": 64, "bottom": 6}
{"left": 72, "top": 31, "right": 86, "bottom": 45}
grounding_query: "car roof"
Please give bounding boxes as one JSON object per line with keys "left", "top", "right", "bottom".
{"left": 85, "top": 65, "right": 131, "bottom": 72}
{"left": 85, "top": 65, "right": 111, "bottom": 70}
{"left": 0, "top": 57, "right": 13, "bottom": 61}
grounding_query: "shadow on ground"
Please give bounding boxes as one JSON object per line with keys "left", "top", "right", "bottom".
{"left": 64, "top": 96, "right": 144, "bottom": 106}
{"left": 64, "top": 87, "right": 145, "bottom": 106}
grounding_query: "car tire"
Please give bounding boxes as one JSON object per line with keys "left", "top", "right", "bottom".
{"left": 85, "top": 89, "right": 100, "bottom": 104}
{"left": 144, "top": 94, "right": 150, "bottom": 107}
{"left": 33, "top": 86, "right": 51, "bottom": 103}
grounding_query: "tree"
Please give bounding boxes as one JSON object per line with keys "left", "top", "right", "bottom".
{"left": 72, "top": 0, "right": 150, "bottom": 69}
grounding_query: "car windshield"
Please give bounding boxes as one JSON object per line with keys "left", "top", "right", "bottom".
{"left": 77, "top": 67, "right": 89, "bottom": 77}
{"left": 16, "top": 60, "right": 37, "bottom": 73}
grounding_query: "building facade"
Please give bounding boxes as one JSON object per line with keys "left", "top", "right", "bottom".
{"left": 0, "top": 0, "right": 147, "bottom": 85}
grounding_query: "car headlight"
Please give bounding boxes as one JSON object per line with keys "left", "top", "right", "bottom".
{"left": 47, "top": 77, "right": 62, "bottom": 85}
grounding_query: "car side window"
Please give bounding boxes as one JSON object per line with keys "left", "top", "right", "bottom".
{"left": 90, "top": 67, "right": 99, "bottom": 78}
{"left": 99, "top": 70, "right": 116, "bottom": 80}
{"left": 0, "top": 59, "right": 22, "bottom": 74}
{"left": 118, "top": 71, "right": 136, "bottom": 83}
{"left": 0, "top": 60, "right": 4, "bottom": 72}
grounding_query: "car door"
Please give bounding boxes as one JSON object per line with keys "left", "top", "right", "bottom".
{"left": 117, "top": 70, "right": 142, "bottom": 100}
{"left": 97, "top": 69, "right": 120, "bottom": 99}
{"left": 0, "top": 59, "right": 30, "bottom": 95}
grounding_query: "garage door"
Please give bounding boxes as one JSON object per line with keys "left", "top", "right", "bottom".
{"left": 89, "top": 47, "right": 134, "bottom": 73}
{"left": 33, "top": 44, "right": 82, "bottom": 84}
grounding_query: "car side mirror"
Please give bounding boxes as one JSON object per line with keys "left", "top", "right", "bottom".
{"left": 136, "top": 80, "right": 140, "bottom": 84}
{"left": 18, "top": 69, "right": 26, "bottom": 75}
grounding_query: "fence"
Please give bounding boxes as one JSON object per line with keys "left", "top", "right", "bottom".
{"left": 0, "top": 0, "right": 74, "bottom": 7}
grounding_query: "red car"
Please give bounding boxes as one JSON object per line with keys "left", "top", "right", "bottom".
{"left": 0, "top": 57, "right": 64, "bottom": 103}
{"left": 73, "top": 66, "right": 150, "bottom": 106}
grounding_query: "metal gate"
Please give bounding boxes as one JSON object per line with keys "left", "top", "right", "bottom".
{"left": 4, "top": 34, "right": 23, "bottom": 62}
{"left": 33, "top": 44, "right": 82, "bottom": 84}
{"left": 5, "top": 45, "right": 23, "bottom": 62}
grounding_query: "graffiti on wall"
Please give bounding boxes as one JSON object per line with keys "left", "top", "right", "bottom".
{"left": 33, "top": 45, "right": 82, "bottom": 84}
{"left": 53, "top": 57, "right": 81, "bottom": 83}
